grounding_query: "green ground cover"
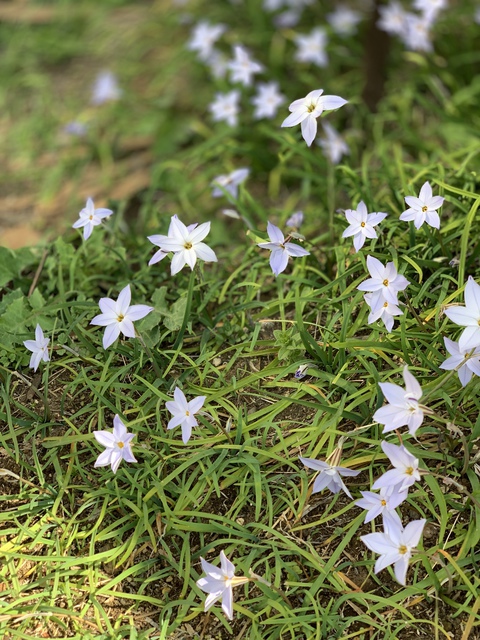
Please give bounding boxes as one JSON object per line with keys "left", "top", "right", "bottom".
{"left": 0, "top": 0, "right": 480, "bottom": 638}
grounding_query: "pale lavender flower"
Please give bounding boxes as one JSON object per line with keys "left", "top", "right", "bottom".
{"left": 72, "top": 198, "right": 113, "bottom": 241}
{"left": 24, "top": 324, "right": 50, "bottom": 372}
{"left": 228, "top": 45, "right": 263, "bottom": 87}
{"left": 187, "top": 21, "right": 226, "bottom": 61}
{"left": 257, "top": 221, "right": 309, "bottom": 276}
{"left": 286, "top": 211, "right": 304, "bottom": 228}
{"left": 294, "top": 364, "right": 309, "bottom": 379}
{"left": 91, "top": 70, "right": 122, "bottom": 105}
{"left": 264, "top": 0, "right": 285, "bottom": 9}
{"left": 209, "top": 90, "right": 241, "bottom": 127}
{"left": 372, "top": 441, "right": 422, "bottom": 493}
{"left": 373, "top": 366, "right": 424, "bottom": 436}
{"left": 439, "top": 337, "right": 480, "bottom": 387}
{"left": 294, "top": 28, "right": 328, "bottom": 67}
{"left": 148, "top": 215, "right": 197, "bottom": 266}
{"left": 364, "top": 290, "right": 403, "bottom": 333}
{"left": 274, "top": 9, "right": 302, "bottom": 28}
{"left": 281, "top": 89, "right": 348, "bottom": 147}
{"left": 317, "top": 122, "right": 349, "bottom": 164}
{"left": 299, "top": 456, "right": 360, "bottom": 499}
{"left": 357, "top": 255, "right": 409, "bottom": 305}
{"left": 361, "top": 511, "right": 426, "bottom": 585}
{"left": 166, "top": 387, "right": 206, "bottom": 444}
{"left": 251, "top": 82, "right": 286, "bottom": 119}
{"left": 377, "top": 1, "right": 408, "bottom": 36}
{"left": 63, "top": 121, "right": 88, "bottom": 137}
{"left": 413, "top": 0, "right": 447, "bottom": 22}
{"left": 444, "top": 276, "right": 480, "bottom": 352}
{"left": 400, "top": 13, "right": 433, "bottom": 52}
{"left": 206, "top": 49, "right": 229, "bottom": 79}
{"left": 211, "top": 168, "right": 249, "bottom": 200}
{"left": 154, "top": 216, "right": 217, "bottom": 275}
{"left": 327, "top": 5, "right": 362, "bottom": 36}
{"left": 93, "top": 414, "right": 137, "bottom": 474}
{"left": 356, "top": 486, "right": 408, "bottom": 523}
{"left": 400, "top": 182, "right": 444, "bottom": 229}
{"left": 342, "top": 202, "right": 387, "bottom": 252}
{"left": 196, "top": 551, "right": 249, "bottom": 620}
{"left": 90, "top": 285, "right": 153, "bottom": 349}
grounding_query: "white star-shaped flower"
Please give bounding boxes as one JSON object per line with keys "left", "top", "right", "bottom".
{"left": 373, "top": 365, "right": 425, "bottom": 436}
{"left": 299, "top": 455, "right": 360, "bottom": 499}
{"left": 90, "top": 284, "right": 153, "bottom": 349}
{"left": 364, "top": 290, "right": 403, "bottom": 333}
{"left": 251, "top": 82, "right": 286, "bottom": 119}
{"left": 187, "top": 21, "right": 226, "bottom": 61}
{"left": 211, "top": 168, "right": 249, "bottom": 200}
{"left": 413, "top": 0, "right": 447, "bottom": 22}
{"left": 356, "top": 485, "right": 408, "bottom": 524}
{"left": 317, "top": 122, "right": 349, "bottom": 164}
{"left": 23, "top": 324, "right": 50, "bottom": 372}
{"left": 196, "top": 551, "right": 249, "bottom": 620}
{"left": 361, "top": 511, "right": 426, "bottom": 585}
{"left": 209, "top": 90, "right": 241, "bottom": 127}
{"left": 372, "top": 441, "right": 422, "bottom": 493}
{"left": 439, "top": 337, "right": 480, "bottom": 387}
{"left": 147, "top": 215, "right": 197, "bottom": 266}
{"left": 327, "top": 5, "right": 362, "bottom": 36}
{"left": 377, "top": 1, "right": 408, "bottom": 36}
{"left": 400, "top": 13, "right": 433, "bottom": 52}
{"left": 285, "top": 211, "right": 304, "bottom": 228}
{"left": 444, "top": 276, "right": 480, "bottom": 352}
{"left": 257, "top": 221, "right": 309, "bottom": 276}
{"left": 227, "top": 45, "right": 263, "bottom": 87}
{"left": 357, "top": 255, "right": 409, "bottom": 305}
{"left": 281, "top": 89, "right": 348, "bottom": 147}
{"left": 155, "top": 215, "right": 217, "bottom": 275}
{"left": 206, "top": 49, "right": 229, "bottom": 79}
{"left": 342, "top": 201, "right": 387, "bottom": 252}
{"left": 294, "top": 28, "right": 328, "bottom": 67}
{"left": 93, "top": 415, "right": 137, "bottom": 474}
{"left": 400, "top": 181, "right": 444, "bottom": 229}
{"left": 72, "top": 198, "right": 113, "bottom": 240}
{"left": 91, "top": 70, "right": 122, "bottom": 105}
{"left": 165, "top": 387, "right": 206, "bottom": 444}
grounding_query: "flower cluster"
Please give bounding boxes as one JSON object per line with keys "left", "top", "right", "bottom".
{"left": 18, "top": 2, "right": 480, "bottom": 627}
{"left": 378, "top": 0, "right": 448, "bottom": 52}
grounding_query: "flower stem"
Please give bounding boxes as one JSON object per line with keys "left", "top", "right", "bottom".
{"left": 173, "top": 269, "right": 196, "bottom": 351}
{"left": 403, "top": 292, "right": 427, "bottom": 330}
{"left": 248, "top": 570, "right": 293, "bottom": 608}
{"left": 136, "top": 331, "right": 164, "bottom": 379}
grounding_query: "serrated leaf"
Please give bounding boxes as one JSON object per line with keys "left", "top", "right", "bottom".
{"left": 164, "top": 296, "right": 187, "bottom": 332}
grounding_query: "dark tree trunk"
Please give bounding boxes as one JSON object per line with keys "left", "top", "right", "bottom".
{"left": 362, "top": 0, "right": 391, "bottom": 112}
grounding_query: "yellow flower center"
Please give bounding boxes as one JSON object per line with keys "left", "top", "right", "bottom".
{"left": 383, "top": 301, "right": 388, "bottom": 308}
{"left": 89, "top": 215, "right": 94, "bottom": 220}
{"left": 399, "top": 544, "right": 408, "bottom": 555}
{"left": 405, "top": 466, "right": 414, "bottom": 475}
{"left": 117, "top": 441, "right": 124, "bottom": 449}
{"left": 421, "top": 205, "right": 428, "bottom": 212}
{"left": 380, "top": 499, "right": 387, "bottom": 506}
{"left": 360, "top": 222, "right": 366, "bottom": 227}
{"left": 383, "top": 279, "right": 389, "bottom": 286}
{"left": 185, "top": 410, "right": 190, "bottom": 417}
{"left": 117, "top": 314, "right": 124, "bottom": 322}
{"left": 184, "top": 242, "right": 193, "bottom": 250}
{"left": 307, "top": 103, "right": 316, "bottom": 113}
